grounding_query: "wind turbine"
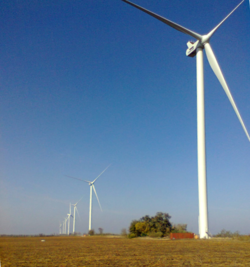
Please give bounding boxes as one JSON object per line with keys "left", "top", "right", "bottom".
{"left": 122, "top": 0, "right": 250, "bottom": 238}
{"left": 72, "top": 198, "right": 82, "bottom": 234}
{"left": 66, "top": 164, "right": 110, "bottom": 231}
{"left": 67, "top": 203, "right": 72, "bottom": 235}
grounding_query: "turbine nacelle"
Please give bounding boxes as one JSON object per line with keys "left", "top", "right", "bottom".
{"left": 186, "top": 33, "right": 213, "bottom": 58}
{"left": 186, "top": 40, "right": 200, "bottom": 57}
{"left": 186, "top": 39, "right": 212, "bottom": 58}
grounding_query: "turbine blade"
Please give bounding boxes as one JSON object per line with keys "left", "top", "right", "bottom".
{"left": 92, "top": 164, "right": 111, "bottom": 184}
{"left": 76, "top": 197, "right": 83, "bottom": 205}
{"left": 92, "top": 184, "right": 102, "bottom": 212}
{"left": 65, "top": 175, "right": 91, "bottom": 184}
{"left": 73, "top": 197, "right": 83, "bottom": 206}
{"left": 122, "top": 0, "right": 202, "bottom": 40}
{"left": 204, "top": 43, "right": 250, "bottom": 141}
{"left": 65, "top": 175, "right": 85, "bottom": 182}
{"left": 206, "top": 0, "right": 244, "bottom": 40}
{"left": 76, "top": 207, "right": 80, "bottom": 219}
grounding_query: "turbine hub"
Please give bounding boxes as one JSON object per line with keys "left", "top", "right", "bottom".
{"left": 201, "top": 34, "right": 211, "bottom": 45}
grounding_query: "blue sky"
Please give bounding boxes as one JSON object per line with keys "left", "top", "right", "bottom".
{"left": 0, "top": 0, "right": 250, "bottom": 235}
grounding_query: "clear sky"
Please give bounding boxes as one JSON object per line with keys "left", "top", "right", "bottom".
{"left": 0, "top": 0, "right": 250, "bottom": 235}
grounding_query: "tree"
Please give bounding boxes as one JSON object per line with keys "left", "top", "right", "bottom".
{"left": 88, "top": 229, "right": 95, "bottom": 236}
{"left": 121, "top": 228, "right": 127, "bottom": 237}
{"left": 129, "top": 212, "right": 172, "bottom": 237}
{"left": 98, "top": 228, "right": 103, "bottom": 235}
{"left": 129, "top": 220, "right": 141, "bottom": 236}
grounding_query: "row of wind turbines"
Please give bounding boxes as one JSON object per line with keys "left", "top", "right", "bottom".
{"left": 59, "top": 165, "right": 111, "bottom": 235}
{"left": 59, "top": 199, "right": 81, "bottom": 235}
{"left": 60, "top": 0, "right": 248, "bottom": 238}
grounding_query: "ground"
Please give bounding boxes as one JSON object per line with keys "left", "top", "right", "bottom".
{"left": 1, "top": 236, "right": 250, "bottom": 266}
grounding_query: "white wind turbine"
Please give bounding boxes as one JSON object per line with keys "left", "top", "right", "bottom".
{"left": 66, "top": 164, "right": 110, "bottom": 231}
{"left": 122, "top": 0, "right": 250, "bottom": 239}
{"left": 67, "top": 203, "right": 73, "bottom": 235}
{"left": 72, "top": 198, "right": 82, "bottom": 234}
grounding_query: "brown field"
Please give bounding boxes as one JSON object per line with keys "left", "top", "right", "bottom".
{"left": 1, "top": 236, "right": 250, "bottom": 266}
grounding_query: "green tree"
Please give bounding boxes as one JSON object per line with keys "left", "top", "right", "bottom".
{"left": 129, "top": 212, "right": 172, "bottom": 237}
{"left": 88, "top": 229, "right": 95, "bottom": 236}
{"left": 129, "top": 220, "right": 140, "bottom": 236}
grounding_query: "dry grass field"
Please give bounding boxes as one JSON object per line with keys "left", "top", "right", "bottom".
{"left": 1, "top": 235, "right": 250, "bottom": 266}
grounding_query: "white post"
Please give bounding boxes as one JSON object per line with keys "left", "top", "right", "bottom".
{"left": 196, "top": 47, "right": 209, "bottom": 239}
{"left": 89, "top": 185, "right": 93, "bottom": 231}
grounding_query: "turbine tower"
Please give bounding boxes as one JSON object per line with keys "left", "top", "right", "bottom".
{"left": 72, "top": 198, "right": 82, "bottom": 234}
{"left": 59, "top": 222, "right": 62, "bottom": 235}
{"left": 63, "top": 217, "right": 67, "bottom": 234}
{"left": 66, "top": 164, "right": 110, "bottom": 232}
{"left": 122, "top": 0, "right": 249, "bottom": 238}
{"left": 67, "top": 203, "right": 72, "bottom": 235}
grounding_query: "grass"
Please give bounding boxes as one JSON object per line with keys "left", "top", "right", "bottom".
{"left": 1, "top": 236, "right": 250, "bottom": 266}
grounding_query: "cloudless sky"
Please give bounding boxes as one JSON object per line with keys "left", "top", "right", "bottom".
{"left": 0, "top": 0, "right": 250, "bottom": 235}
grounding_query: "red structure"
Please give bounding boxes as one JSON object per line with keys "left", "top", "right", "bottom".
{"left": 170, "top": 233, "right": 194, "bottom": 240}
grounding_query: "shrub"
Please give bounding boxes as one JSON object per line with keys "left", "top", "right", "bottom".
{"left": 215, "top": 229, "right": 240, "bottom": 238}
{"left": 141, "top": 232, "right": 147, "bottom": 237}
{"left": 148, "top": 231, "right": 163, "bottom": 238}
{"left": 128, "top": 233, "right": 137, "bottom": 239}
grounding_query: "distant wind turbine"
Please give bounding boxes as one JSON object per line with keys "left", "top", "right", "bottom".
{"left": 66, "top": 164, "right": 111, "bottom": 231}
{"left": 122, "top": 0, "right": 249, "bottom": 239}
{"left": 72, "top": 198, "right": 82, "bottom": 234}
